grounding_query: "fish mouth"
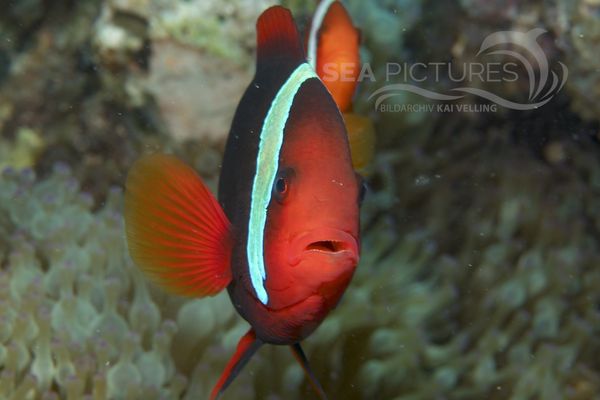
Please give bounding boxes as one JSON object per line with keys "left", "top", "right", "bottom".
{"left": 289, "top": 228, "right": 359, "bottom": 266}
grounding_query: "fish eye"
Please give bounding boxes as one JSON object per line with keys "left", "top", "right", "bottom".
{"left": 273, "top": 167, "right": 295, "bottom": 203}
{"left": 275, "top": 177, "right": 287, "bottom": 194}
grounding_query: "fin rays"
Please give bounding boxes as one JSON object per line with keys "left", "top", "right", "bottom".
{"left": 290, "top": 343, "right": 329, "bottom": 400}
{"left": 210, "top": 329, "right": 262, "bottom": 400}
{"left": 124, "top": 153, "right": 233, "bottom": 297}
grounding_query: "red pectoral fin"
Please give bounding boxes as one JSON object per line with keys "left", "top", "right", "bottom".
{"left": 124, "top": 153, "right": 232, "bottom": 297}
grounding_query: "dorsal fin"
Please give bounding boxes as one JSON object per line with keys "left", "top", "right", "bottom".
{"left": 256, "top": 6, "right": 305, "bottom": 71}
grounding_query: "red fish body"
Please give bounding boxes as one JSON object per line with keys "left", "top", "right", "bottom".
{"left": 125, "top": 6, "right": 362, "bottom": 400}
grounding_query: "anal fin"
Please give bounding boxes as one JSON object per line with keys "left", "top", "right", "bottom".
{"left": 290, "top": 343, "right": 329, "bottom": 400}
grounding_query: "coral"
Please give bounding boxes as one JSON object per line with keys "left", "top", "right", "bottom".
{"left": 4, "top": 136, "right": 599, "bottom": 400}
{"left": 453, "top": 0, "right": 600, "bottom": 142}
{"left": 0, "top": 0, "right": 168, "bottom": 203}
{"left": 144, "top": 40, "right": 250, "bottom": 143}
{"left": 142, "top": 0, "right": 275, "bottom": 143}
{"left": 0, "top": 128, "right": 45, "bottom": 171}
{"left": 545, "top": 0, "right": 600, "bottom": 122}
{"left": 323, "top": 128, "right": 600, "bottom": 399}
{"left": 342, "top": 0, "right": 426, "bottom": 128}
{"left": 406, "top": 0, "right": 600, "bottom": 124}
{"left": 2, "top": 1, "right": 600, "bottom": 400}
{"left": 90, "top": 0, "right": 278, "bottom": 143}
{"left": 343, "top": 0, "right": 422, "bottom": 64}
{"left": 0, "top": 165, "right": 252, "bottom": 399}
{"left": 150, "top": 0, "right": 277, "bottom": 65}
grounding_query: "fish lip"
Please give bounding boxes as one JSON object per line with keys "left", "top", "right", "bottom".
{"left": 288, "top": 228, "right": 359, "bottom": 266}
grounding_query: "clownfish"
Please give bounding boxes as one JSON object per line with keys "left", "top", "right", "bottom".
{"left": 124, "top": 6, "right": 363, "bottom": 400}
{"left": 306, "top": 0, "right": 375, "bottom": 171}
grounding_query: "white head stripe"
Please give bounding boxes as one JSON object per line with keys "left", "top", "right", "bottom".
{"left": 307, "top": 0, "right": 336, "bottom": 69}
{"left": 247, "top": 63, "right": 318, "bottom": 305}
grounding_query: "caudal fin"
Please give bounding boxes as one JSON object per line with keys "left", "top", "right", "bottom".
{"left": 124, "top": 153, "right": 233, "bottom": 297}
{"left": 210, "top": 329, "right": 262, "bottom": 400}
{"left": 290, "top": 343, "right": 329, "bottom": 400}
